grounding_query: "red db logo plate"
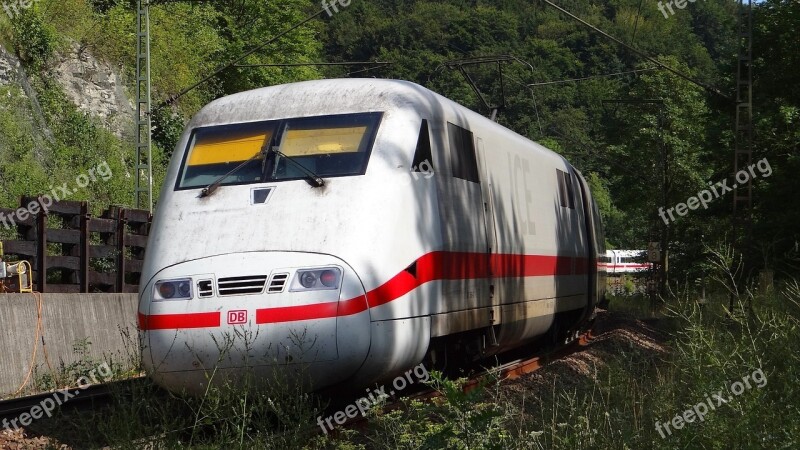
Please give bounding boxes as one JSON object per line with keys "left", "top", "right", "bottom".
{"left": 227, "top": 310, "right": 247, "bottom": 325}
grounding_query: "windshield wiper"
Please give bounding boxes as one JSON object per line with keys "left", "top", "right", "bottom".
{"left": 269, "top": 147, "right": 325, "bottom": 187}
{"left": 200, "top": 148, "right": 267, "bottom": 198}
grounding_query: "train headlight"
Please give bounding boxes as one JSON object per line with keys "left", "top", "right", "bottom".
{"left": 154, "top": 278, "right": 193, "bottom": 301}
{"left": 300, "top": 271, "right": 317, "bottom": 288}
{"left": 290, "top": 267, "right": 341, "bottom": 291}
{"left": 320, "top": 270, "right": 338, "bottom": 287}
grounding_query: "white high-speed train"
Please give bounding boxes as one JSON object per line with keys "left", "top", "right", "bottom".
{"left": 138, "top": 79, "right": 606, "bottom": 394}
{"left": 604, "top": 250, "right": 652, "bottom": 275}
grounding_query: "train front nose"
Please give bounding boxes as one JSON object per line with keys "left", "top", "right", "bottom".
{"left": 138, "top": 252, "right": 371, "bottom": 395}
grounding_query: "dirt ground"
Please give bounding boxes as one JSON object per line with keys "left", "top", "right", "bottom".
{"left": 0, "top": 427, "right": 68, "bottom": 449}
{"left": 500, "top": 308, "right": 670, "bottom": 405}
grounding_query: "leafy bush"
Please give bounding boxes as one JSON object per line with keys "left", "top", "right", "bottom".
{"left": 10, "top": 10, "right": 55, "bottom": 70}
{"left": 151, "top": 106, "right": 186, "bottom": 158}
{"left": 368, "top": 372, "right": 509, "bottom": 450}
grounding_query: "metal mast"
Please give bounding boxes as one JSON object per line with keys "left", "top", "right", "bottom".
{"left": 731, "top": 0, "right": 754, "bottom": 311}
{"left": 135, "top": 0, "right": 153, "bottom": 212}
{"left": 733, "top": 0, "right": 753, "bottom": 221}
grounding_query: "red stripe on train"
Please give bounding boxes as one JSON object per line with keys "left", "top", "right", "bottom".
{"left": 138, "top": 311, "right": 220, "bottom": 330}
{"left": 364, "top": 252, "right": 581, "bottom": 309}
{"left": 254, "top": 295, "right": 369, "bottom": 324}
{"left": 140, "top": 251, "right": 591, "bottom": 329}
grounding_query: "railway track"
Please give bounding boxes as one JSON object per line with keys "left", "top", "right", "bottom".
{"left": 0, "top": 377, "right": 148, "bottom": 422}
{"left": 332, "top": 327, "right": 596, "bottom": 432}
{"left": 422, "top": 329, "right": 592, "bottom": 396}
{"left": 492, "top": 330, "right": 594, "bottom": 383}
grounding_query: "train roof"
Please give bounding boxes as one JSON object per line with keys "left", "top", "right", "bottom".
{"left": 189, "top": 78, "right": 568, "bottom": 166}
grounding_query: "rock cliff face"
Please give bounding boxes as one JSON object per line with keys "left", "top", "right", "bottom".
{"left": 0, "top": 46, "right": 19, "bottom": 86}
{"left": 52, "top": 42, "right": 134, "bottom": 140}
{"left": 0, "top": 41, "right": 132, "bottom": 140}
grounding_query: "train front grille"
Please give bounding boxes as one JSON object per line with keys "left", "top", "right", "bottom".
{"left": 267, "top": 273, "right": 289, "bottom": 293}
{"left": 217, "top": 275, "right": 268, "bottom": 296}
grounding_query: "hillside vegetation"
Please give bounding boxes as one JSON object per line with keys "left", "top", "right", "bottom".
{"left": 0, "top": 0, "right": 797, "bottom": 278}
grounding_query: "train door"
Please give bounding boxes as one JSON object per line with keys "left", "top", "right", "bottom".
{"left": 434, "top": 122, "right": 491, "bottom": 316}
{"left": 476, "top": 137, "right": 498, "bottom": 296}
{"left": 476, "top": 137, "right": 500, "bottom": 338}
{"left": 575, "top": 171, "right": 601, "bottom": 323}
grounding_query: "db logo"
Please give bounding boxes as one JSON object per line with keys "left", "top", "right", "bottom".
{"left": 227, "top": 310, "right": 248, "bottom": 325}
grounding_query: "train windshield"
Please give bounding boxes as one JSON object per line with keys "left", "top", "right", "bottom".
{"left": 177, "top": 112, "right": 382, "bottom": 190}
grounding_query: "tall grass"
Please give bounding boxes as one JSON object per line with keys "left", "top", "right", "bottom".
{"left": 508, "top": 255, "right": 800, "bottom": 449}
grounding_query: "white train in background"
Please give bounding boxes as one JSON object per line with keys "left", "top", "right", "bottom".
{"left": 137, "top": 79, "right": 607, "bottom": 395}
{"left": 603, "top": 249, "right": 652, "bottom": 275}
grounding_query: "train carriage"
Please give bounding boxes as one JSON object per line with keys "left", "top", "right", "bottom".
{"left": 604, "top": 249, "right": 652, "bottom": 275}
{"left": 138, "top": 79, "right": 606, "bottom": 394}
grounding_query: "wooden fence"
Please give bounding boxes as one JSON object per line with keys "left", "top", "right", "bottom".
{"left": 0, "top": 197, "right": 151, "bottom": 293}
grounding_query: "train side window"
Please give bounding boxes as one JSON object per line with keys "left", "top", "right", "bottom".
{"left": 557, "top": 169, "right": 575, "bottom": 209}
{"left": 412, "top": 120, "right": 434, "bottom": 172}
{"left": 447, "top": 122, "right": 479, "bottom": 183}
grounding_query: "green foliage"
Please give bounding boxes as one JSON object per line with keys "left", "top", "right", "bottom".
{"left": 0, "top": 86, "right": 50, "bottom": 208}
{"left": 585, "top": 171, "right": 622, "bottom": 249}
{"left": 601, "top": 56, "right": 720, "bottom": 277}
{"left": 368, "top": 372, "right": 509, "bottom": 450}
{"left": 88, "top": 0, "right": 123, "bottom": 13}
{"left": 0, "top": 4, "right": 133, "bottom": 212}
{"left": 749, "top": 0, "right": 800, "bottom": 274}
{"left": 31, "top": 75, "right": 134, "bottom": 208}
{"left": 33, "top": 338, "right": 129, "bottom": 392}
{"left": 5, "top": 0, "right": 324, "bottom": 212}
{"left": 641, "top": 288, "right": 799, "bottom": 446}
{"left": 0, "top": 0, "right": 790, "bottom": 277}
{"left": 35, "top": 338, "right": 93, "bottom": 390}
{"left": 38, "top": 0, "right": 323, "bottom": 120}
{"left": 151, "top": 106, "right": 186, "bottom": 158}
{"left": 9, "top": 9, "right": 55, "bottom": 70}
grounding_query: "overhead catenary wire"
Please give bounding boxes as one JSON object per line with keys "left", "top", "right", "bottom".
{"left": 527, "top": 68, "right": 660, "bottom": 87}
{"left": 503, "top": 72, "right": 546, "bottom": 135}
{"left": 234, "top": 62, "right": 393, "bottom": 68}
{"left": 346, "top": 65, "right": 391, "bottom": 77}
{"left": 538, "top": 0, "right": 731, "bottom": 101}
{"left": 234, "top": 61, "right": 395, "bottom": 77}
{"left": 434, "top": 54, "right": 544, "bottom": 130}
